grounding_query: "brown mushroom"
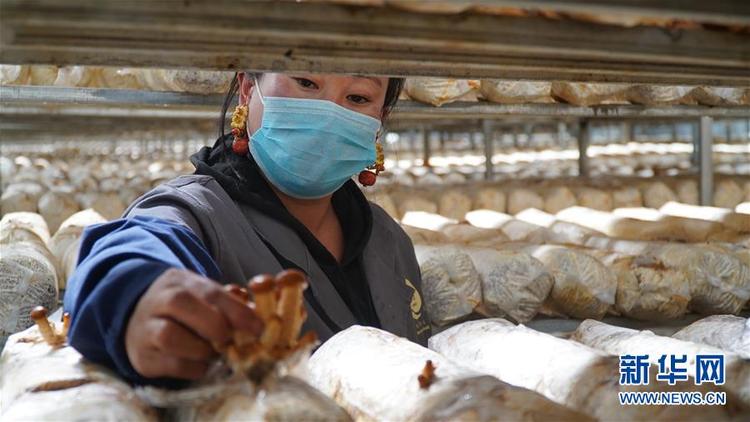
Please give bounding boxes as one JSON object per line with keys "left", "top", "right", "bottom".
{"left": 287, "top": 306, "right": 307, "bottom": 347}
{"left": 260, "top": 315, "right": 282, "bottom": 350}
{"left": 418, "top": 360, "right": 437, "bottom": 389}
{"left": 275, "top": 270, "right": 308, "bottom": 347}
{"left": 30, "top": 306, "right": 59, "bottom": 346}
{"left": 248, "top": 274, "right": 277, "bottom": 322}
{"left": 295, "top": 330, "right": 319, "bottom": 350}
{"left": 216, "top": 270, "right": 315, "bottom": 378}
{"left": 60, "top": 312, "right": 70, "bottom": 338}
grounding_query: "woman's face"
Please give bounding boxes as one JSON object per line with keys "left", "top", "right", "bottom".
{"left": 240, "top": 73, "right": 389, "bottom": 136}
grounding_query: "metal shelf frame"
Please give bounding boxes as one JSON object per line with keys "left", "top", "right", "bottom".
{"left": 447, "top": 1, "right": 750, "bottom": 27}
{"left": 2, "top": 86, "right": 748, "bottom": 204}
{"left": 2, "top": 1, "right": 748, "bottom": 206}
{"left": 1, "top": 1, "right": 750, "bottom": 86}
{"left": 3, "top": 86, "right": 750, "bottom": 121}
{"left": 395, "top": 102, "right": 750, "bottom": 121}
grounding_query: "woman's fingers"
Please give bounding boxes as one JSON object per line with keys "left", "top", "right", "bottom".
{"left": 154, "top": 269, "right": 264, "bottom": 344}
{"left": 125, "top": 268, "right": 267, "bottom": 381}
{"left": 156, "top": 285, "right": 232, "bottom": 346}
{"left": 206, "top": 288, "right": 265, "bottom": 336}
{"left": 180, "top": 271, "right": 265, "bottom": 336}
{"left": 136, "top": 347, "right": 210, "bottom": 380}
{"left": 148, "top": 318, "right": 215, "bottom": 361}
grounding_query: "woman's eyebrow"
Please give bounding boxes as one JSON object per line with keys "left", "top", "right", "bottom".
{"left": 352, "top": 75, "right": 383, "bottom": 87}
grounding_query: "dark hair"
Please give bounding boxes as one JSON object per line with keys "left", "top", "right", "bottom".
{"left": 218, "top": 72, "right": 404, "bottom": 139}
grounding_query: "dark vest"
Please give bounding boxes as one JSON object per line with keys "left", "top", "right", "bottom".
{"left": 123, "top": 175, "right": 431, "bottom": 345}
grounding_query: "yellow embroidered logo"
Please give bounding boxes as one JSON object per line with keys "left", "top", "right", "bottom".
{"left": 404, "top": 278, "right": 423, "bottom": 320}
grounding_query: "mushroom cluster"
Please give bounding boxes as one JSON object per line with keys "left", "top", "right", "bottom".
{"left": 218, "top": 269, "right": 318, "bottom": 382}
{"left": 29, "top": 306, "right": 70, "bottom": 347}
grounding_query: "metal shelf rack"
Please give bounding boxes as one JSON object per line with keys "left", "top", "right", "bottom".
{"left": 2, "top": 1, "right": 750, "bottom": 204}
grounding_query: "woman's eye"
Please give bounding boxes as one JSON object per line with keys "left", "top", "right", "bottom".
{"left": 294, "top": 78, "right": 318, "bottom": 89}
{"left": 348, "top": 95, "right": 370, "bottom": 105}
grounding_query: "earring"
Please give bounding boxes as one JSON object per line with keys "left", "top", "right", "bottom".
{"left": 358, "top": 132, "right": 385, "bottom": 187}
{"left": 231, "top": 105, "right": 249, "bottom": 156}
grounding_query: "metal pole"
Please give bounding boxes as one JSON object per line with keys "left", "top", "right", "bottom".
{"left": 471, "top": 125, "right": 481, "bottom": 154}
{"left": 483, "top": 119, "right": 494, "bottom": 181}
{"left": 621, "top": 122, "right": 631, "bottom": 143}
{"left": 578, "top": 119, "right": 590, "bottom": 178}
{"left": 690, "top": 121, "right": 700, "bottom": 169}
{"left": 699, "top": 116, "right": 714, "bottom": 206}
{"left": 557, "top": 122, "right": 567, "bottom": 147}
{"left": 468, "top": 120, "right": 479, "bottom": 151}
{"left": 390, "top": 128, "right": 399, "bottom": 154}
{"left": 408, "top": 129, "right": 417, "bottom": 154}
{"left": 523, "top": 123, "right": 533, "bottom": 148}
{"left": 421, "top": 126, "right": 431, "bottom": 168}
{"left": 724, "top": 120, "right": 732, "bottom": 143}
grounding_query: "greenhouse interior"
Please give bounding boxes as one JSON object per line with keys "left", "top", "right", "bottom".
{"left": 1, "top": 1, "right": 749, "bottom": 421}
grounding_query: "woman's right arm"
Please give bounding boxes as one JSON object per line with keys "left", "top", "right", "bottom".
{"left": 63, "top": 215, "right": 262, "bottom": 388}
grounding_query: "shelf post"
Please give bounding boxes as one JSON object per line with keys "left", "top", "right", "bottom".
{"left": 699, "top": 116, "right": 714, "bottom": 206}
{"left": 421, "top": 125, "right": 431, "bottom": 168}
{"left": 523, "top": 123, "right": 534, "bottom": 148}
{"left": 407, "top": 128, "right": 417, "bottom": 154}
{"left": 620, "top": 122, "right": 631, "bottom": 143}
{"left": 690, "top": 121, "right": 700, "bottom": 168}
{"left": 577, "top": 119, "right": 590, "bottom": 178}
{"left": 724, "top": 120, "right": 732, "bottom": 143}
{"left": 470, "top": 120, "right": 480, "bottom": 151}
{"left": 557, "top": 122, "right": 567, "bottom": 147}
{"left": 483, "top": 119, "right": 494, "bottom": 181}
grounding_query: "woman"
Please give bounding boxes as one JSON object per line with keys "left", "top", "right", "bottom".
{"left": 63, "top": 72, "right": 430, "bottom": 388}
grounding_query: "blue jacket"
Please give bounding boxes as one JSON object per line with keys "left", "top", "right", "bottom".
{"left": 63, "top": 215, "right": 220, "bottom": 387}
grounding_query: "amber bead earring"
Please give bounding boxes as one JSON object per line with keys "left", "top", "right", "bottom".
{"left": 358, "top": 131, "right": 385, "bottom": 187}
{"left": 231, "top": 104, "right": 249, "bottom": 156}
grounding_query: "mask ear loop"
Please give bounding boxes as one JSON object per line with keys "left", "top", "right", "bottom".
{"left": 253, "top": 76, "right": 266, "bottom": 106}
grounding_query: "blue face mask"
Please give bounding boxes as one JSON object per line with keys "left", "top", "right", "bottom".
{"left": 248, "top": 78, "right": 381, "bottom": 199}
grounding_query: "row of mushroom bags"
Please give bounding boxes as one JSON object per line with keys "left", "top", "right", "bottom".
{"left": 369, "top": 177, "right": 750, "bottom": 219}
{"left": 2, "top": 144, "right": 747, "bottom": 194}
{"left": 1, "top": 156, "right": 749, "bottom": 345}
{"left": 380, "top": 154, "right": 749, "bottom": 184}
{"left": 2, "top": 306, "right": 748, "bottom": 420}
{"left": 2, "top": 64, "right": 749, "bottom": 106}
{"left": 2, "top": 188, "right": 748, "bottom": 335}
{"left": 1, "top": 191, "right": 749, "bottom": 419}
{"left": 1, "top": 151, "right": 196, "bottom": 232}
{"left": 3, "top": 195, "right": 749, "bottom": 346}
{"left": 398, "top": 201, "right": 750, "bottom": 328}
{"left": 1, "top": 148, "right": 749, "bottom": 419}
{"left": 2, "top": 147, "right": 749, "bottom": 234}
